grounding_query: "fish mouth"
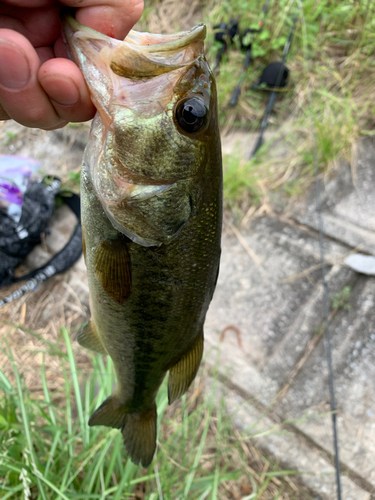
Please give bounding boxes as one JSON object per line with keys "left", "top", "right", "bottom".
{"left": 62, "top": 14, "right": 209, "bottom": 247}
{"left": 62, "top": 14, "right": 206, "bottom": 78}
{"left": 112, "top": 26, "right": 206, "bottom": 78}
{"left": 62, "top": 14, "right": 207, "bottom": 120}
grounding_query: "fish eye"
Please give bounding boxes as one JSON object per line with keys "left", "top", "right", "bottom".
{"left": 175, "top": 97, "right": 207, "bottom": 134}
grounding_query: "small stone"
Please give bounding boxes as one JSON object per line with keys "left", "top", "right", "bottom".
{"left": 344, "top": 254, "right": 375, "bottom": 276}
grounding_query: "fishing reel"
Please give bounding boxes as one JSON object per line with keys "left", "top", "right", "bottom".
{"left": 211, "top": 19, "right": 239, "bottom": 72}
{"left": 240, "top": 26, "right": 263, "bottom": 51}
{"left": 213, "top": 18, "right": 239, "bottom": 45}
{"left": 228, "top": 24, "right": 272, "bottom": 107}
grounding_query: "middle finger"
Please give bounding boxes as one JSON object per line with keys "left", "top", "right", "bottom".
{"left": 0, "top": 4, "right": 60, "bottom": 47}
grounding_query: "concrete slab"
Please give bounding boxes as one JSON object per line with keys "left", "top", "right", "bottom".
{"left": 205, "top": 216, "right": 353, "bottom": 404}
{"left": 279, "top": 275, "right": 375, "bottom": 489}
{"left": 207, "top": 377, "right": 371, "bottom": 500}
{"left": 293, "top": 137, "right": 375, "bottom": 255}
{"left": 205, "top": 213, "right": 375, "bottom": 499}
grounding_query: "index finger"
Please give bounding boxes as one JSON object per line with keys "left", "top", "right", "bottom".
{"left": 62, "top": 0, "right": 144, "bottom": 39}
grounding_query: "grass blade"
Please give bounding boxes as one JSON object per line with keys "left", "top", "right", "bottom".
{"left": 62, "top": 327, "right": 86, "bottom": 446}
{"left": 7, "top": 346, "right": 47, "bottom": 500}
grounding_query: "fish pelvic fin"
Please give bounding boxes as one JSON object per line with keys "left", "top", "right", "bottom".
{"left": 77, "top": 321, "right": 107, "bottom": 355}
{"left": 122, "top": 404, "right": 157, "bottom": 468}
{"left": 88, "top": 397, "right": 157, "bottom": 467}
{"left": 168, "top": 331, "right": 204, "bottom": 404}
{"left": 88, "top": 395, "right": 125, "bottom": 429}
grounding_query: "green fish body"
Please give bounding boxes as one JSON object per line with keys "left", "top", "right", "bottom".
{"left": 63, "top": 16, "right": 222, "bottom": 467}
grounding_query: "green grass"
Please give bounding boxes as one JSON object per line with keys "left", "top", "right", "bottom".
{"left": 223, "top": 152, "right": 262, "bottom": 208}
{"left": 331, "top": 286, "right": 351, "bottom": 312}
{"left": 221, "top": 0, "right": 374, "bottom": 206}
{"left": 137, "top": 0, "right": 375, "bottom": 210}
{"left": 0, "top": 327, "right": 310, "bottom": 500}
{"left": 58, "top": 0, "right": 375, "bottom": 212}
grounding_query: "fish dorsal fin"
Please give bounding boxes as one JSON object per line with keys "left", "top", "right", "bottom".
{"left": 77, "top": 320, "right": 107, "bottom": 355}
{"left": 94, "top": 237, "right": 131, "bottom": 304}
{"left": 168, "top": 331, "right": 204, "bottom": 404}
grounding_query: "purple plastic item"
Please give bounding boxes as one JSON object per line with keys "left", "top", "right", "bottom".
{"left": 0, "top": 155, "right": 41, "bottom": 222}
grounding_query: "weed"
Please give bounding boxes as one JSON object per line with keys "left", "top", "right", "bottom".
{"left": 203, "top": 0, "right": 374, "bottom": 208}
{"left": 5, "top": 131, "right": 18, "bottom": 145}
{"left": 128, "top": 0, "right": 375, "bottom": 211}
{"left": 223, "top": 152, "right": 262, "bottom": 209}
{"left": 332, "top": 286, "right": 351, "bottom": 311}
{"left": 0, "top": 327, "right": 311, "bottom": 500}
{"left": 66, "top": 123, "right": 82, "bottom": 129}
{"left": 68, "top": 170, "right": 81, "bottom": 187}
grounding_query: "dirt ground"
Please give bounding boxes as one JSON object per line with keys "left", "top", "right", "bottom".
{"left": 0, "top": 121, "right": 92, "bottom": 396}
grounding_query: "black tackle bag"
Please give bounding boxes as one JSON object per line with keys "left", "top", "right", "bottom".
{"left": 0, "top": 176, "right": 82, "bottom": 308}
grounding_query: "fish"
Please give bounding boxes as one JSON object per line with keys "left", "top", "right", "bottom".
{"left": 62, "top": 14, "right": 222, "bottom": 467}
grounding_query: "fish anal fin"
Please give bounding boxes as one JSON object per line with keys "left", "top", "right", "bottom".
{"left": 122, "top": 404, "right": 157, "bottom": 468}
{"left": 89, "top": 397, "right": 157, "bottom": 467}
{"left": 168, "top": 331, "right": 204, "bottom": 404}
{"left": 88, "top": 395, "right": 125, "bottom": 429}
{"left": 77, "top": 321, "right": 106, "bottom": 355}
{"left": 94, "top": 237, "right": 131, "bottom": 304}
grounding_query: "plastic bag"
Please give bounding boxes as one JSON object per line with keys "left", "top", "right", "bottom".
{"left": 0, "top": 155, "right": 41, "bottom": 223}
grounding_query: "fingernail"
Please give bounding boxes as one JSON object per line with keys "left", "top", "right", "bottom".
{"left": 40, "top": 75, "right": 80, "bottom": 106}
{"left": 0, "top": 39, "right": 31, "bottom": 89}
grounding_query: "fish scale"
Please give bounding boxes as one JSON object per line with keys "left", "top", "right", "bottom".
{"left": 63, "top": 14, "right": 222, "bottom": 467}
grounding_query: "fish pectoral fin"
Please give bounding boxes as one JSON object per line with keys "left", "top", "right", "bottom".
{"left": 94, "top": 237, "right": 131, "bottom": 304}
{"left": 77, "top": 321, "right": 107, "bottom": 355}
{"left": 122, "top": 404, "right": 157, "bottom": 468}
{"left": 168, "top": 331, "right": 204, "bottom": 404}
{"left": 88, "top": 395, "right": 125, "bottom": 429}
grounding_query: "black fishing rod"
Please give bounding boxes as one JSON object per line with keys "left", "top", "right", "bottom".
{"left": 303, "top": 4, "right": 343, "bottom": 497}
{"left": 250, "top": 8, "right": 299, "bottom": 158}
{"left": 229, "top": 0, "right": 271, "bottom": 107}
{"left": 211, "top": 19, "right": 239, "bottom": 73}
{"left": 313, "top": 120, "right": 343, "bottom": 500}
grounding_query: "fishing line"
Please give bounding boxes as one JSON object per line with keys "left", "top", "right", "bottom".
{"left": 250, "top": 5, "right": 300, "bottom": 158}
{"left": 301, "top": 2, "right": 343, "bottom": 498}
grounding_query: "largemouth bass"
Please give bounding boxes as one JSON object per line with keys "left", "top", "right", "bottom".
{"left": 63, "top": 15, "right": 222, "bottom": 467}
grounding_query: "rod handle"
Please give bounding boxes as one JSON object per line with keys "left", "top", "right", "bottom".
{"left": 229, "top": 85, "right": 241, "bottom": 107}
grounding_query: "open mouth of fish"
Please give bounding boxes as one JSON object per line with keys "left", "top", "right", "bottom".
{"left": 63, "top": 15, "right": 210, "bottom": 246}
{"left": 62, "top": 14, "right": 206, "bottom": 119}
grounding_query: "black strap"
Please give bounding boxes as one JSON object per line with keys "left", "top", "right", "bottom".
{"left": 0, "top": 191, "right": 82, "bottom": 308}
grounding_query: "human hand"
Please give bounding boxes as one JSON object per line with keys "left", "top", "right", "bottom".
{"left": 0, "top": 0, "right": 143, "bottom": 130}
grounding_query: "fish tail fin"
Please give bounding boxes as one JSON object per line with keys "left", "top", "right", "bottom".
{"left": 122, "top": 404, "right": 157, "bottom": 467}
{"left": 88, "top": 396, "right": 157, "bottom": 467}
